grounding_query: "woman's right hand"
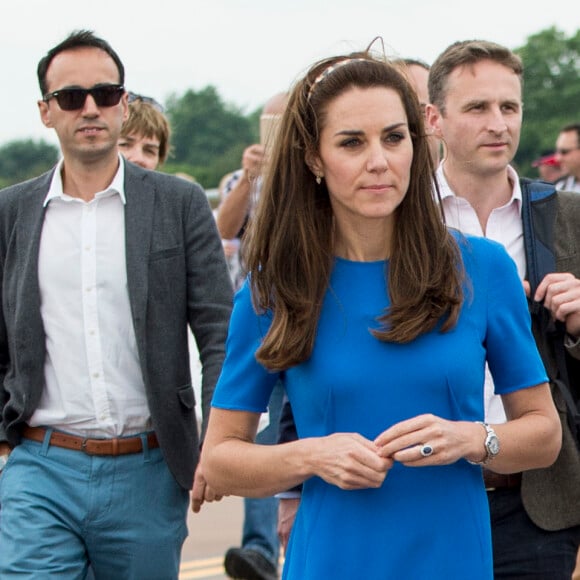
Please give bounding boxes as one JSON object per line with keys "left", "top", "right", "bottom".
{"left": 307, "top": 433, "right": 392, "bottom": 490}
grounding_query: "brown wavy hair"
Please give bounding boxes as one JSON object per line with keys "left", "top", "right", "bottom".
{"left": 243, "top": 51, "right": 463, "bottom": 371}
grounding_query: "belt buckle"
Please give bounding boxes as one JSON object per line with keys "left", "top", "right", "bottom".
{"left": 81, "top": 436, "right": 122, "bottom": 456}
{"left": 80, "top": 438, "right": 93, "bottom": 455}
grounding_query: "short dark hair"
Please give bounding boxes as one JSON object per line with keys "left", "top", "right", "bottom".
{"left": 37, "top": 30, "right": 125, "bottom": 96}
{"left": 429, "top": 40, "right": 523, "bottom": 113}
{"left": 560, "top": 123, "right": 580, "bottom": 145}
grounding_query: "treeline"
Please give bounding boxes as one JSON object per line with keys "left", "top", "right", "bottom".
{"left": 515, "top": 27, "right": 580, "bottom": 169}
{"left": 163, "top": 86, "right": 260, "bottom": 186}
{"left": 1, "top": 26, "right": 579, "bottom": 190}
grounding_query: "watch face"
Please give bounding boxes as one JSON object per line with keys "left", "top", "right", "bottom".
{"left": 487, "top": 435, "right": 500, "bottom": 456}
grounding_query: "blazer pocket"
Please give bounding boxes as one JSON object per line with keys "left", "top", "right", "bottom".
{"left": 149, "top": 246, "right": 183, "bottom": 262}
{"left": 178, "top": 384, "right": 196, "bottom": 410}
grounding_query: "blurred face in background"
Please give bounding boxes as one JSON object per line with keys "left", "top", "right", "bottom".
{"left": 555, "top": 130, "right": 580, "bottom": 179}
{"left": 537, "top": 161, "right": 564, "bottom": 183}
{"left": 405, "top": 63, "right": 440, "bottom": 165}
{"left": 118, "top": 132, "right": 161, "bottom": 170}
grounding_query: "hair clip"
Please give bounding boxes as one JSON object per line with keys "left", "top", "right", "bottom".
{"left": 307, "top": 58, "right": 369, "bottom": 101}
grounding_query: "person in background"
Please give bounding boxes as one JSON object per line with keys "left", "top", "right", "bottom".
{"left": 216, "top": 172, "right": 242, "bottom": 289}
{"left": 427, "top": 39, "right": 580, "bottom": 579}
{"left": 398, "top": 58, "right": 441, "bottom": 165}
{"left": 531, "top": 150, "right": 565, "bottom": 183}
{"left": 200, "top": 50, "right": 560, "bottom": 579}
{"left": 118, "top": 92, "right": 170, "bottom": 170}
{"left": 216, "top": 92, "right": 289, "bottom": 240}
{"left": 555, "top": 123, "right": 580, "bottom": 192}
{"left": 0, "top": 30, "right": 232, "bottom": 579}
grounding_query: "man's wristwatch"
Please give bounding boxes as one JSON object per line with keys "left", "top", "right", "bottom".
{"left": 467, "top": 422, "right": 500, "bottom": 465}
{"left": 0, "top": 453, "right": 10, "bottom": 474}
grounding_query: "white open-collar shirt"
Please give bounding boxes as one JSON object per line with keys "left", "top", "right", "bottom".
{"left": 437, "top": 163, "right": 525, "bottom": 424}
{"left": 556, "top": 175, "right": 580, "bottom": 193}
{"left": 29, "top": 157, "right": 151, "bottom": 437}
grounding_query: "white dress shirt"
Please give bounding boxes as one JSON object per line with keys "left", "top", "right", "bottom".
{"left": 29, "top": 158, "right": 151, "bottom": 437}
{"left": 437, "top": 164, "right": 525, "bottom": 424}
{"left": 555, "top": 175, "right": 580, "bottom": 193}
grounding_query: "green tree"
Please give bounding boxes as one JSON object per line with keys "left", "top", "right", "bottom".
{"left": 164, "top": 86, "right": 259, "bottom": 187}
{"left": 0, "top": 139, "right": 59, "bottom": 189}
{"left": 515, "top": 27, "right": 580, "bottom": 175}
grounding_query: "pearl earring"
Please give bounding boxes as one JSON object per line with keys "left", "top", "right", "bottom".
{"left": 316, "top": 175, "right": 322, "bottom": 185}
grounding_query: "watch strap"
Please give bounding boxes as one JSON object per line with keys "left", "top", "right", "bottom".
{"left": 467, "top": 421, "right": 499, "bottom": 466}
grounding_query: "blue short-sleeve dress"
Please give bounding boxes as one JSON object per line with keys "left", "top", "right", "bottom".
{"left": 212, "top": 233, "right": 548, "bottom": 580}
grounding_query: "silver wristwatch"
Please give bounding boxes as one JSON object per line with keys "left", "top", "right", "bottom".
{"left": 468, "top": 422, "right": 500, "bottom": 465}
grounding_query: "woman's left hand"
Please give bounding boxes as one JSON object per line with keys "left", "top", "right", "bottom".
{"left": 373, "top": 414, "right": 482, "bottom": 466}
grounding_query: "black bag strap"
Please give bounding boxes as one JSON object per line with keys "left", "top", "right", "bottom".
{"left": 520, "top": 177, "right": 556, "bottom": 297}
{"left": 521, "top": 178, "right": 580, "bottom": 447}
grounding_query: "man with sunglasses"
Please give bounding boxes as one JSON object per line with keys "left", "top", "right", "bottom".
{"left": 555, "top": 123, "right": 580, "bottom": 192}
{"left": 0, "top": 30, "right": 232, "bottom": 579}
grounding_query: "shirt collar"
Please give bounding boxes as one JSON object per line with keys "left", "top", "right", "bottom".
{"left": 436, "top": 163, "right": 522, "bottom": 210}
{"left": 43, "top": 155, "right": 126, "bottom": 207}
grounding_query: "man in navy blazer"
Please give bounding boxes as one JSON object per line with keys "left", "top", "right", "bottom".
{"left": 0, "top": 30, "right": 232, "bottom": 579}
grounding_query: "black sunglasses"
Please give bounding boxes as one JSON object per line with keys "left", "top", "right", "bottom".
{"left": 43, "top": 84, "right": 125, "bottom": 111}
{"left": 127, "top": 91, "right": 165, "bottom": 113}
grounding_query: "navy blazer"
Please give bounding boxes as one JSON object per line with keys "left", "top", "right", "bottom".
{"left": 0, "top": 161, "right": 233, "bottom": 489}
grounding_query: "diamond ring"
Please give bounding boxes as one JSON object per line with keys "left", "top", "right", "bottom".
{"left": 420, "top": 444, "right": 434, "bottom": 457}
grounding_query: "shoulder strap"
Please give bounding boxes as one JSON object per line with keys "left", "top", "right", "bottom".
{"left": 519, "top": 177, "right": 557, "bottom": 297}
{"left": 521, "top": 178, "right": 580, "bottom": 448}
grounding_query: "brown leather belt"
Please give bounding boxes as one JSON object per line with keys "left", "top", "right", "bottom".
{"left": 23, "top": 426, "right": 159, "bottom": 456}
{"left": 483, "top": 468, "right": 522, "bottom": 491}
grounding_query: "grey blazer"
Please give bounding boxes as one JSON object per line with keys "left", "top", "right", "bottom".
{"left": 521, "top": 189, "right": 580, "bottom": 530}
{"left": 0, "top": 161, "right": 233, "bottom": 490}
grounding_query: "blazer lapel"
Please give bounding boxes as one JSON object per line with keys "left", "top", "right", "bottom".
{"left": 124, "top": 162, "right": 155, "bottom": 347}
{"left": 14, "top": 174, "right": 52, "bottom": 361}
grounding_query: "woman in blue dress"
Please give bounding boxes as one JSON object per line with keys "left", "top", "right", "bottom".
{"left": 199, "top": 52, "right": 561, "bottom": 579}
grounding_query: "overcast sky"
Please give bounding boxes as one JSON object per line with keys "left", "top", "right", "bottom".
{"left": 1, "top": 0, "right": 577, "bottom": 147}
